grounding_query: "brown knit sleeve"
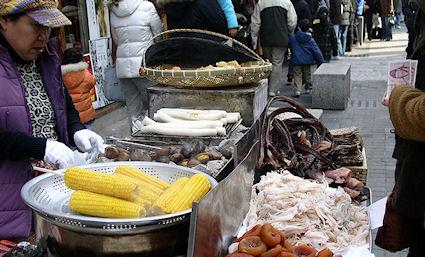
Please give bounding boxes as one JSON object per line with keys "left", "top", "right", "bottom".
{"left": 388, "top": 86, "right": 425, "bottom": 142}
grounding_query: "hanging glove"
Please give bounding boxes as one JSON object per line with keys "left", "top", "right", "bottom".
{"left": 73, "top": 129, "right": 105, "bottom": 154}
{"left": 44, "top": 140, "right": 75, "bottom": 168}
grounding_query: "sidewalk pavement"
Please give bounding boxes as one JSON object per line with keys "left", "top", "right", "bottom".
{"left": 93, "top": 27, "right": 410, "bottom": 257}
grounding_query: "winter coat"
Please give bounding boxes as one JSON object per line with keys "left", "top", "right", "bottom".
{"left": 251, "top": 0, "right": 298, "bottom": 47}
{"left": 391, "top": 3, "right": 425, "bottom": 222}
{"left": 62, "top": 62, "right": 96, "bottom": 124}
{"left": 389, "top": 86, "right": 425, "bottom": 142}
{"left": 305, "top": 0, "right": 320, "bottom": 17}
{"left": 288, "top": 31, "right": 325, "bottom": 65}
{"left": 341, "top": 0, "right": 355, "bottom": 25}
{"left": 379, "top": 0, "right": 394, "bottom": 16}
{"left": 402, "top": 0, "right": 418, "bottom": 29}
{"left": 313, "top": 22, "right": 338, "bottom": 61}
{"left": 110, "top": 0, "right": 163, "bottom": 78}
{"left": 0, "top": 38, "right": 73, "bottom": 239}
{"left": 357, "top": 0, "right": 365, "bottom": 14}
{"left": 217, "top": 0, "right": 238, "bottom": 28}
{"left": 330, "top": 0, "right": 343, "bottom": 24}
{"left": 165, "top": 0, "right": 228, "bottom": 35}
{"left": 292, "top": 0, "right": 313, "bottom": 23}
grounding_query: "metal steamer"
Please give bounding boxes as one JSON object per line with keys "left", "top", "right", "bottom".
{"left": 21, "top": 162, "right": 218, "bottom": 257}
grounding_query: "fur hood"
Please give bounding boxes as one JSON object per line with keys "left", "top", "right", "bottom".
{"left": 61, "top": 62, "right": 89, "bottom": 75}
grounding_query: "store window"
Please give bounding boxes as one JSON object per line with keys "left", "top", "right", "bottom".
{"left": 60, "top": 0, "right": 90, "bottom": 53}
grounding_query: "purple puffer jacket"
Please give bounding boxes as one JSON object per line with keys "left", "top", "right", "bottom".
{"left": 0, "top": 38, "right": 68, "bottom": 239}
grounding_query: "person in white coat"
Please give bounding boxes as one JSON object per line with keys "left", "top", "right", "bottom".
{"left": 109, "top": 0, "right": 163, "bottom": 133}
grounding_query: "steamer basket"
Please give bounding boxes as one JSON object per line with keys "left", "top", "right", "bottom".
{"left": 21, "top": 161, "right": 218, "bottom": 235}
{"left": 139, "top": 29, "right": 272, "bottom": 88}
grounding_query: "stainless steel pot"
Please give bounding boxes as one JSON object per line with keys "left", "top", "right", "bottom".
{"left": 36, "top": 214, "right": 189, "bottom": 257}
{"left": 21, "top": 162, "right": 218, "bottom": 257}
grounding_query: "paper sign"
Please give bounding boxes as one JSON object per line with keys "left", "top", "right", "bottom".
{"left": 386, "top": 60, "right": 418, "bottom": 99}
{"left": 368, "top": 197, "right": 387, "bottom": 230}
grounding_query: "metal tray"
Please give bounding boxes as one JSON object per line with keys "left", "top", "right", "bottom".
{"left": 131, "top": 119, "right": 243, "bottom": 145}
{"left": 21, "top": 162, "right": 218, "bottom": 235}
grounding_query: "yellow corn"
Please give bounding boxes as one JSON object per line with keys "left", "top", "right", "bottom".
{"left": 151, "top": 177, "right": 189, "bottom": 215}
{"left": 163, "top": 174, "right": 211, "bottom": 214}
{"left": 115, "top": 165, "right": 170, "bottom": 190}
{"left": 113, "top": 173, "right": 163, "bottom": 196}
{"left": 64, "top": 167, "right": 138, "bottom": 200}
{"left": 113, "top": 173, "right": 162, "bottom": 207}
{"left": 70, "top": 191, "right": 146, "bottom": 218}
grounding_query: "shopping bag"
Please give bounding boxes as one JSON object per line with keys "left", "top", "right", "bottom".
{"left": 375, "top": 190, "right": 412, "bottom": 252}
{"left": 103, "top": 64, "right": 125, "bottom": 102}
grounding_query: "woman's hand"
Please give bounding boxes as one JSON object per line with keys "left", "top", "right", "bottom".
{"left": 381, "top": 91, "right": 389, "bottom": 106}
{"left": 73, "top": 129, "right": 105, "bottom": 154}
{"left": 44, "top": 140, "right": 75, "bottom": 168}
{"left": 229, "top": 28, "right": 238, "bottom": 38}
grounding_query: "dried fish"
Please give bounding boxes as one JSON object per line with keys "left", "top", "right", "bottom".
{"left": 243, "top": 171, "right": 369, "bottom": 254}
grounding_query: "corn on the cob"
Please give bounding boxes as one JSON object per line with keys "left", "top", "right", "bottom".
{"left": 64, "top": 167, "right": 139, "bottom": 200}
{"left": 113, "top": 173, "right": 162, "bottom": 207}
{"left": 113, "top": 173, "right": 163, "bottom": 196}
{"left": 70, "top": 191, "right": 146, "bottom": 218}
{"left": 151, "top": 177, "right": 189, "bottom": 215}
{"left": 115, "top": 165, "right": 170, "bottom": 190}
{"left": 162, "top": 174, "right": 211, "bottom": 214}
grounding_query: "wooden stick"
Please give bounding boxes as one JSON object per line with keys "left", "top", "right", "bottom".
{"left": 32, "top": 166, "right": 64, "bottom": 176}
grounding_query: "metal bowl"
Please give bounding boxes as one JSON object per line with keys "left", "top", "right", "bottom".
{"left": 21, "top": 162, "right": 218, "bottom": 256}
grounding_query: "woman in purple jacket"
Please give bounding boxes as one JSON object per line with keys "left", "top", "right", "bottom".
{"left": 0, "top": 0, "right": 104, "bottom": 239}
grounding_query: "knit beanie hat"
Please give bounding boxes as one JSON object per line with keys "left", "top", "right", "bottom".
{"left": 0, "top": 0, "right": 71, "bottom": 28}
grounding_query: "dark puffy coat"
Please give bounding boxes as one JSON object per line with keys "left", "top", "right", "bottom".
{"left": 330, "top": 0, "right": 343, "bottom": 24}
{"left": 292, "top": 0, "right": 312, "bottom": 23}
{"left": 288, "top": 31, "right": 325, "bottom": 65}
{"left": 165, "top": 0, "right": 228, "bottom": 35}
{"left": 313, "top": 8, "right": 338, "bottom": 61}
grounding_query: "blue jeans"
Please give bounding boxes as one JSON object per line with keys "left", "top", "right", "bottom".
{"left": 395, "top": 12, "right": 402, "bottom": 27}
{"left": 381, "top": 16, "right": 393, "bottom": 40}
{"left": 333, "top": 25, "right": 348, "bottom": 56}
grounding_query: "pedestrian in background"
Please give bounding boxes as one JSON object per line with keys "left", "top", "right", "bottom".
{"left": 402, "top": 0, "right": 418, "bottom": 58}
{"left": 379, "top": 0, "right": 394, "bottom": 41}
{"left": 288, "top": 19, "right": 324, "bottom": 97}
{"left": 251, "top": 0, "right": 297, "bottom": 97}
{"left": 313, "top": 6, "right": 338, "bottom": 62}
{"left": 394, "top": 0, "right": 403, "bottom": 28}
{"left": 162, "top": 0, "right": 238, "bottom": 37}
{"left": 62, "top": 48, "right": 97, "bottom": 130}
{"left": 286, "top": 0, "right": 312, "bottom": 86}
{"left": 292, "top": 0, "right": 313, "bottom": 25}
{"left": 331, "top": 0, "right": 354, "bottom": 56}
{"left": 109, "top": 0, "right": 163, "bottom": 133}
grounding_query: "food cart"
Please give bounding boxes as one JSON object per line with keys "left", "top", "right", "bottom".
{"left": 12, "top": 30, "right": 372, "bottom": 257}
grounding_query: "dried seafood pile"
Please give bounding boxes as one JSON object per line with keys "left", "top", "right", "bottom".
{"left": 330, "top": 127, "right": 364, "bottom": 167}
{"left": 258, "top": 97, "right": 334, "bottom": 179}
{"left": 243, "top": 171, "right": 370, "bottom": 255}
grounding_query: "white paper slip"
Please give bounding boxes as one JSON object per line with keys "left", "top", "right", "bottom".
{"left": 368, "top": 197, "right": 388, "bottom": 230}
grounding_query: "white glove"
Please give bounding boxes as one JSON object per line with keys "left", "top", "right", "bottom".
{"left": 44, "top": 140, "right": 75, "bottom": 168}
{"left": 73, "top": 129, "right": 105, "bottom": 154}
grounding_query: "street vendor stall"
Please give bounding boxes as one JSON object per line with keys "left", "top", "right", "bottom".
{"left": 12, "top": 29, "right": 374, "bottom": 257}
